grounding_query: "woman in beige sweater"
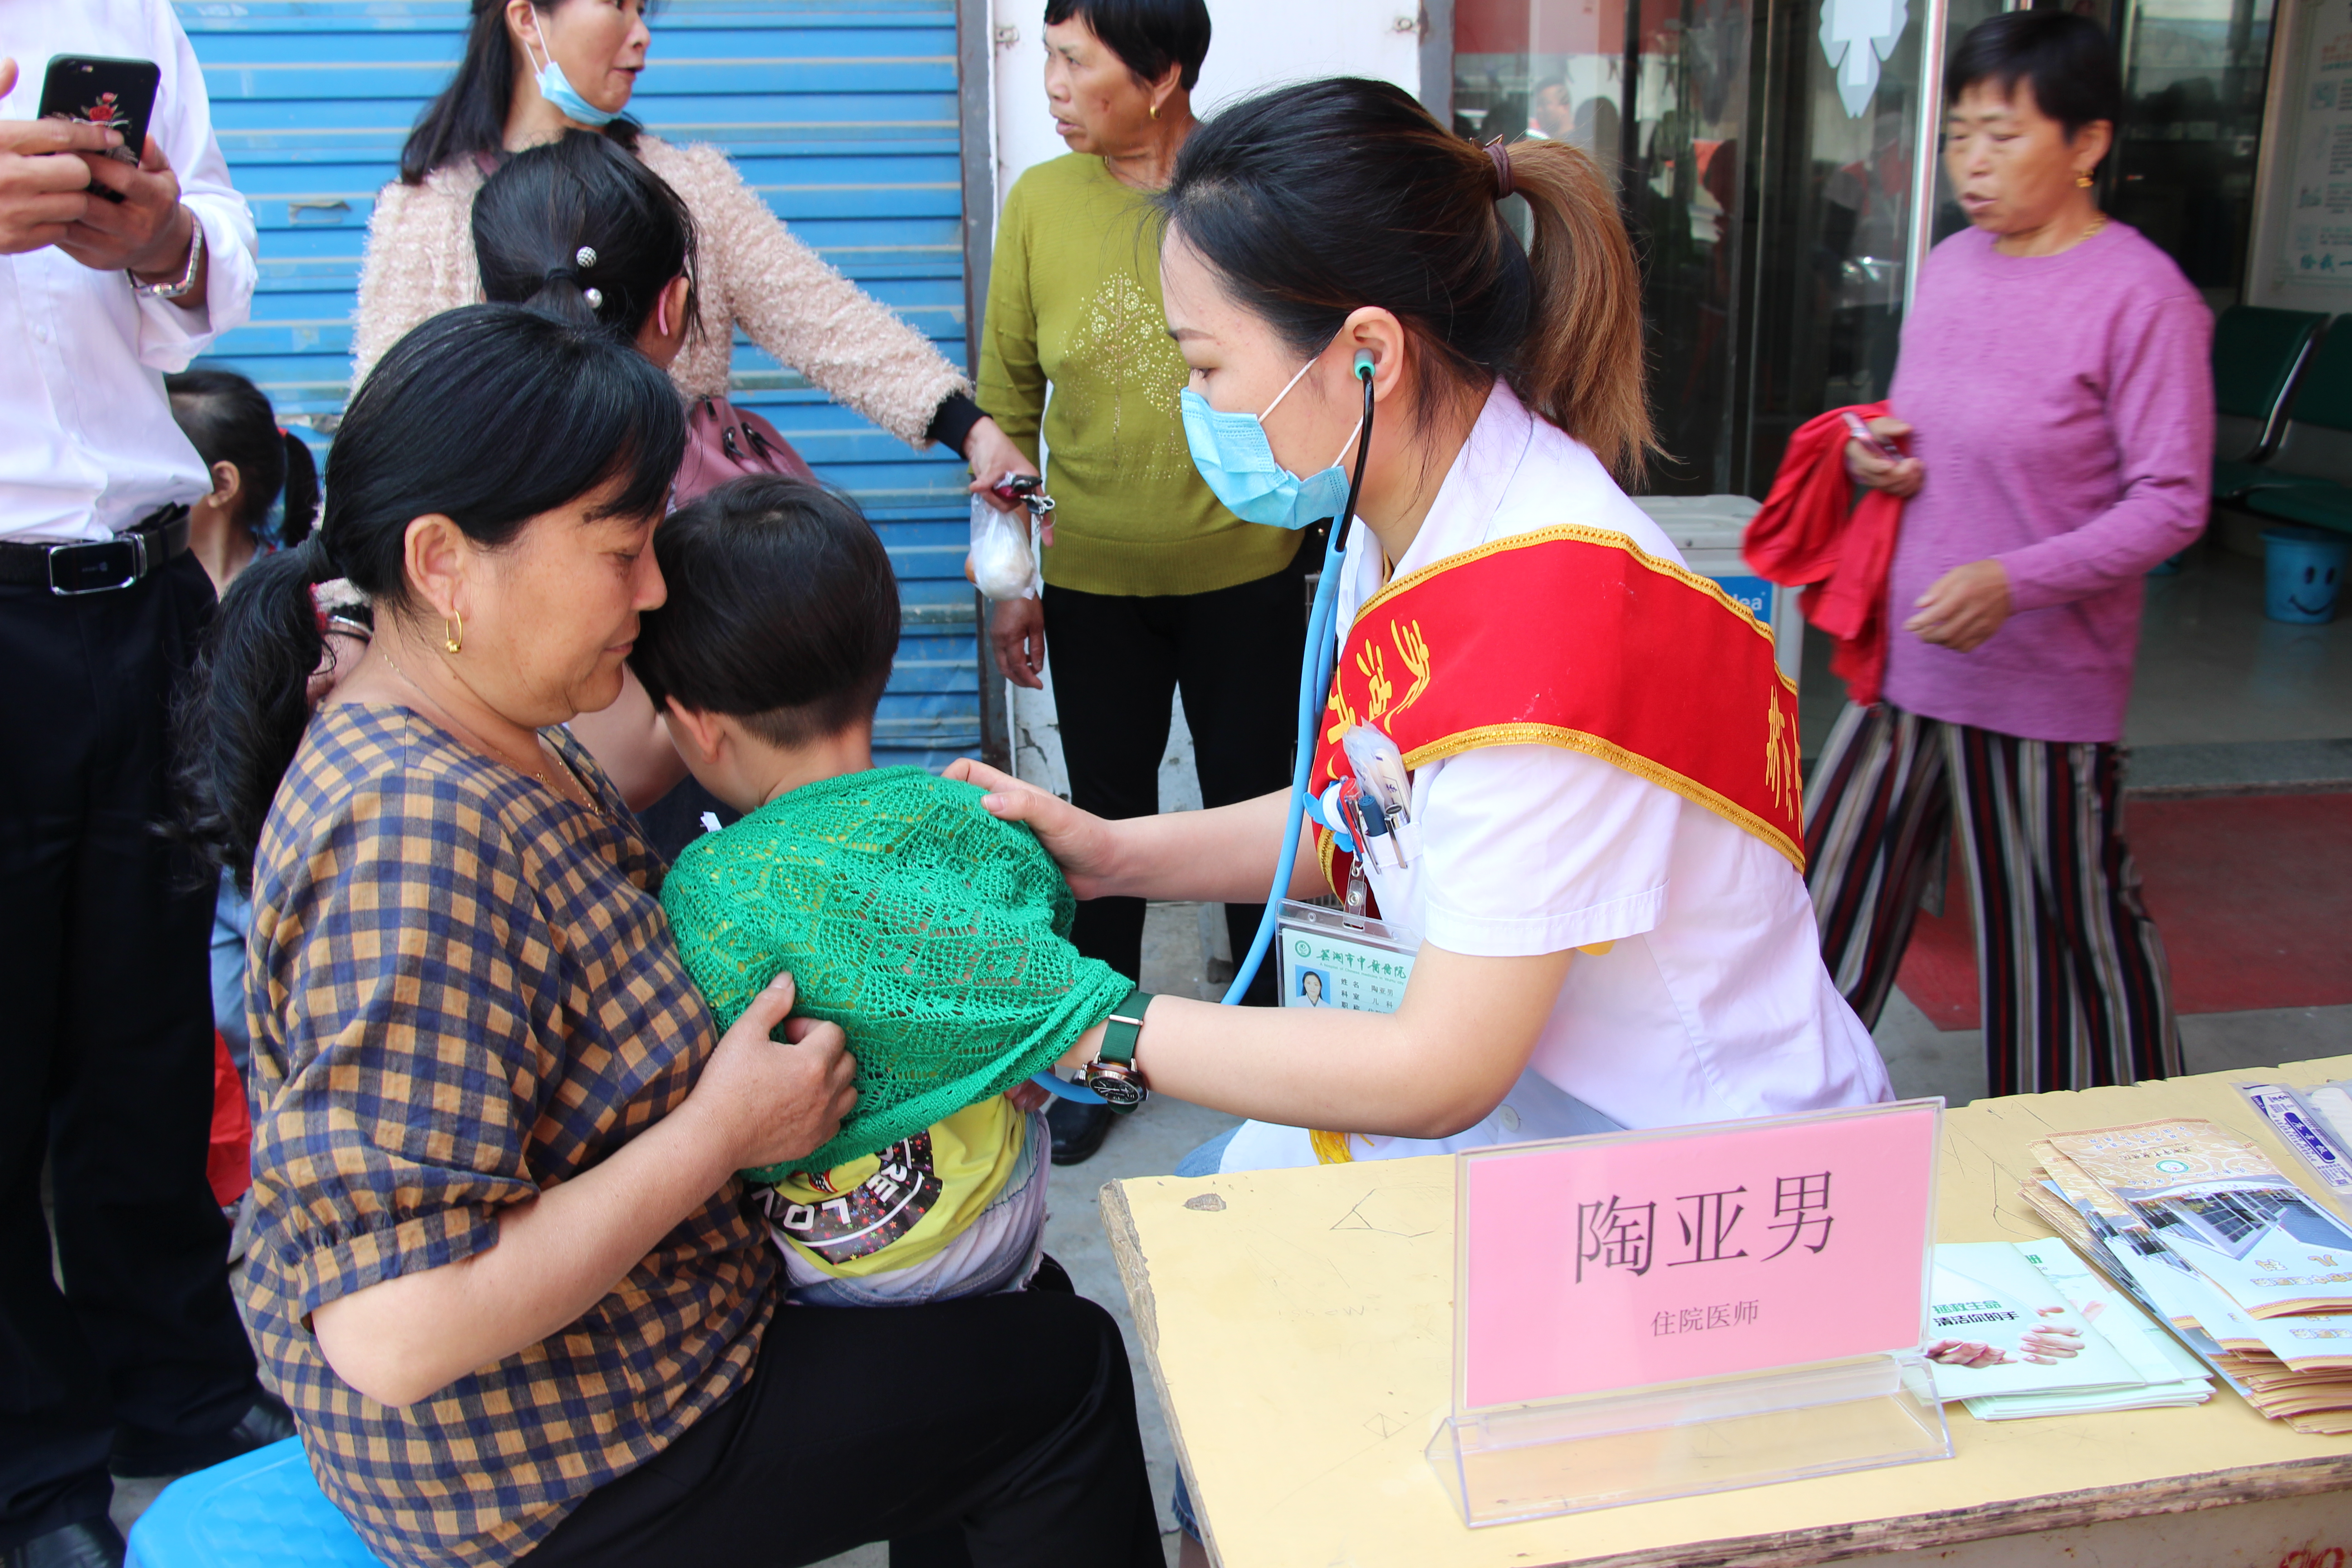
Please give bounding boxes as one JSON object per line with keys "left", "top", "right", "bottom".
{"left": 352, "top": 0, "right": 1032, "bottom": 485}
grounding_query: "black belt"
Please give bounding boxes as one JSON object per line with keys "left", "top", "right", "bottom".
{"left": 0, "top": 507, "right": 192, "bottom": 595}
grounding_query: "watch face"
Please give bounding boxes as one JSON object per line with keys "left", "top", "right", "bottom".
{"left": 1090, "top": 1072, "right": 1146, "bottom": 1108}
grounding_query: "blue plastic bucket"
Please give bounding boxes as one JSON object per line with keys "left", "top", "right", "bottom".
{"left": 2262, "top": 527, "right": 2349, "bottom": 624}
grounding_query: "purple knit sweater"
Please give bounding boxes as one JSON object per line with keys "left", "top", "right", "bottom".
{"left": 1882, "top": 222, "right": 2212, "bottom": 743}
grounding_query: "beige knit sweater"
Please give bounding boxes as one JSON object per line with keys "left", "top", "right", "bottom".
{"left": 350, "top": 136, "right": 967, "bottom": 447}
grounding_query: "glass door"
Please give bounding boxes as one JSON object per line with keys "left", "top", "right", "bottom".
{"left": 2109, "top": 0, "right": 2277, "bottom": 310}
{"left": 1455, "top": 0, "right": 1756, "bottom": 493}
{"left": 1741, "top": 0, "right": 1951, "bottom": 490}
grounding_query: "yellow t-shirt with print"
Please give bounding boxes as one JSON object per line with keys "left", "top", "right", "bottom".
{"left": 751, "top": 1093, "right": 1028, "bottom": 1279}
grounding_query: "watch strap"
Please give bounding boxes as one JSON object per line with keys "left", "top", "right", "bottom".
{"left": 1087, "top": 986, "right": 1152, "bottom": 1114}
{"left": 131, "top": 211, "right": 203, "bottom": 300}
{"left": 1101, "top": 986, "right": 1151, "bottom": 1068}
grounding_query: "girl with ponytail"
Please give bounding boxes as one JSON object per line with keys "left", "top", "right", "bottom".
{"left": 949, "top": 99, "right": 1889, "bottom": 1532}
{"left": 165, "top": 368, "right": 322, "bottom": 592}
{"left": 468, "top": 129, "right": 818, "bottom": 823}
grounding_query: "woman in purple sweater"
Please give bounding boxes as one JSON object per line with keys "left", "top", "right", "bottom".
{"left": 1805, "top": 10, "right": 2211, "bottom": 1096}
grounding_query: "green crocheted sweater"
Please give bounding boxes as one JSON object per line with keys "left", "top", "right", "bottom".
{"left": 661, "top": 766, "right": 1132, "bottom": 1176}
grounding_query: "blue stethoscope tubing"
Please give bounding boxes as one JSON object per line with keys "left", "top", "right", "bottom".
{"left": 1038, "top": 352, "right": 1376, "bottom": 1104}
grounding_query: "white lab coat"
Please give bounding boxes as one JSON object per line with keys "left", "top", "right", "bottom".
{"left": 1218, "top": 384, "right": 1891, "bottom": 1172}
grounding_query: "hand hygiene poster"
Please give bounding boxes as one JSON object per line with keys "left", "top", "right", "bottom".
{"left": 1460, "top": 1106, "right": 1936, "bottom": 1410}
{"left": 2285, "top": 0, "right": 2352, "bottom": 283}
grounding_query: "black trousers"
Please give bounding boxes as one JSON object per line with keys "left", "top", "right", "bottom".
{"left": 0, "top": 551, "right": 255, "bottom": 1548}
{"left": 522, "top": 1289, "right": 1163, "bottom": 1568}
{"left": 1043, "top": 554, "right": 1308, "bottom": 1004}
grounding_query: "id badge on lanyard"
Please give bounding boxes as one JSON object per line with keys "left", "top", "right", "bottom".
{"left": 1276, "top": 899, "right": 1420, "bottom": 1014}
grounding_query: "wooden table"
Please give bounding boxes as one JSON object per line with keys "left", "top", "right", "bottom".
{"left": 1103, "top": 1056, "right": 2352, "bottom": 1567}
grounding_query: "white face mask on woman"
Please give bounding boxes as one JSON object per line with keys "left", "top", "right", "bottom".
{"left": 522, "top": 8, "right": 622, "bottom": 127}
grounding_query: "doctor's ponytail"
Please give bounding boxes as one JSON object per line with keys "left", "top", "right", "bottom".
{"left": 1494, "top": 138, "right": 1654, "bottom": 486}
{"left": 1161, "top": 77, "right": 1654, "bottom": 485}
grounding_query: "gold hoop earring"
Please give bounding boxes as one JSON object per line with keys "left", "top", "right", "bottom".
{"left": 1149, "top": 102, "right": 1159, "bottom": 120}
{"left": 444, "top": 613, "right": 464, "bottom": 655}
{"left": 2075, "top": 171, "right": 2094, "bottom": 188}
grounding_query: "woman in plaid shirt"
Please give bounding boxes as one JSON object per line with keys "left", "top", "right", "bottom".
{"left": 175, "top": 304, "right": 1162, "bottom": 1568}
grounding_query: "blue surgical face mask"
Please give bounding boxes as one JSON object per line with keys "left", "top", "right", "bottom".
{"left": 525, "top": 11, "right": 622, "bottom": 128}
{"left": 1180, "top": 350, "right": 1365, "bottom": 532}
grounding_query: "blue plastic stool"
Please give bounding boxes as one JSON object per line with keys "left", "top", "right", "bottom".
{"left": 125, "top": 1438, "right": 381, "bottom": 1567}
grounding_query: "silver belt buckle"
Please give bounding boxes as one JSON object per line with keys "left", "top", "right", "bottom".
{"left": 48, "top": 533, "right": 147, "bottom": 596}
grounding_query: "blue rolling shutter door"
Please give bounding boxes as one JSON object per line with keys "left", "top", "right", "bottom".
{"left": 176, "top": 0, "right": 979, "bottom": 771}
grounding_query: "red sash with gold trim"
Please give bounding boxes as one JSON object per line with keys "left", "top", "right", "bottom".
{"left": 1313, "top": 526, "right": 1804, "bottom": 898}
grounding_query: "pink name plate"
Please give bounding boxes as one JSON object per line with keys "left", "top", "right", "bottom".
{"left": 1458, "top": 1102, "right": 1940, "bottom": 1411}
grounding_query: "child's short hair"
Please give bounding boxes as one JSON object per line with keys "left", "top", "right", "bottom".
{"left": 632, "top": 476, "right": 900, "bottom": 747}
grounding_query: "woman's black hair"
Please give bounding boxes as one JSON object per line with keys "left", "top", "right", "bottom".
{"left": 1042, "top": 0, "right": 1210, "bottom": 91}
{"left": 630, "top": 476, "right": 899, "bottom": 749}
{"left": 164, "top": 368, "right": 321, "bottom": 546}
{"left": 474, "top": 129, "right": 697, "bottom": 340}
{"left": 1944, "top": 10, "right": 2123, "bottom": 141}
{"left": 399, "top": 0, "right": 641, "bottom": 185}
{"left": 176, "top": 304, "right": 686, "bottom": 887}
{"left": 1162, "top": 77, "right": 1653, "bottom": 484}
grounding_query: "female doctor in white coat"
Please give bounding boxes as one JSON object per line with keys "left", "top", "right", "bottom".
{"left": 949, "top": 78, "right": 1891, "bottom": 1172}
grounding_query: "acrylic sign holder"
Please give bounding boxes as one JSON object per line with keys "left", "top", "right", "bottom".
{"left": 1428, "top": 1100, "right": 1952, "bottom": 1527}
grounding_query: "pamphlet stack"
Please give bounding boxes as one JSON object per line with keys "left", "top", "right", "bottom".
{"left": 2018, "top": 1110, "right": 2352, "bottom": 1434}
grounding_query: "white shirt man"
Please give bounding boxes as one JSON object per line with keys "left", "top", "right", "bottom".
{"left": 0, "top": 5, "right": 275, "bottom": 1562}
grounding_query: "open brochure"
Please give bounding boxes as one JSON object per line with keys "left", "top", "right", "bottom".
{"left": 1927, "top": 1242, "right": 2211, "bottom": 1416}
{"left": 2013, "top": 1237, "right": 2210, "bottom": 1386}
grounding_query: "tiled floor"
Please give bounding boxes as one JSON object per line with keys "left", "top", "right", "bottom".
{"left": 2125, "top": 533, "right": 2352, "bottom": 748}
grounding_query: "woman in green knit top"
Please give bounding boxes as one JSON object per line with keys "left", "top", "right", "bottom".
{"left": 980, "top": 0, "right": 1306, "bottom": 1162}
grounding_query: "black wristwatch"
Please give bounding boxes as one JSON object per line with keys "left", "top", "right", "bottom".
{"left": 1081, "top": 987, "right": 1153, "bottom": 1113}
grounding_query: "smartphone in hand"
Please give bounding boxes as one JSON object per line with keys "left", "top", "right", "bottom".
{"left": 38, "top": 54, "right": 160, "bottom": 204}
{"left": 1839, "top": 409, "right": 1904, "bottom": 464}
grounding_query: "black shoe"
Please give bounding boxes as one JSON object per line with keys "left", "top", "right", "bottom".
{"left": 1046, "top": 1098, "right": 1115, "bottom": 1166}
{"left": 4, "top": 1518, "right": 125, "bottom": 1568}
{"left": 109, "top": 1391, "right": 295, "bottom": 1479}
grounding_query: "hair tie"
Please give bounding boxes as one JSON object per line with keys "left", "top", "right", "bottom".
{"left": 298, "top": 529, "right": 340, "bottom": 580}
{"left": 1485, "top": 137, "right": 1514, "bottom": 202}
{"left": 574, "top": 245, "right": 598, "bottom": 270}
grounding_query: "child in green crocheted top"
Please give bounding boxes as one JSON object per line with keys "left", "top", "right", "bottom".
{"left": 633, "top": 476, "right": 1135, "bottom": 1306}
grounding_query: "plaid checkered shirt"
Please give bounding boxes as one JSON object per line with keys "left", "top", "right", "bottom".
{"left": 242, "top": 705, "right": 775, "bottom": 1568}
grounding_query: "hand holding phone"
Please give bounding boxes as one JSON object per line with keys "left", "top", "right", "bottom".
{"left": 0, "top": 59, "right": 124, "bottom": 255}
{"left": 1841, "top": 411, "right": 1924, "bottom": 499}
{"left": 68, "top": 131, "right": 197, "bottom": 283}
{"left": 38, "top": 54, "right": 159, "bottom": 204}
{"left": 10, "top": 55, "right": 193, "bottom": 285}
{"left": 1840, "top": 410, "right": 1902, "bottom": 463}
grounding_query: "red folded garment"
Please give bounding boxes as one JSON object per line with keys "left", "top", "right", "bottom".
{"left": 208, "top": 1029, "right": 252, "bottom": 1207}
{"left": 1743, "top": 400, "right": 1904, "bottom": 705}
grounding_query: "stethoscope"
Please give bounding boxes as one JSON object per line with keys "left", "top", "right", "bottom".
{"left": 1041, "top": 350, "right": 1375, "bottom": 1102}
{"left": 1223, "top": 348, "right": 1377, "bottom": 1003}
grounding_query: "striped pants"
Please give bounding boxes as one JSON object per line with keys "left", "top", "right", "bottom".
{"left": 1803, "top": 702, "right": 2181, "bottom": 1096}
